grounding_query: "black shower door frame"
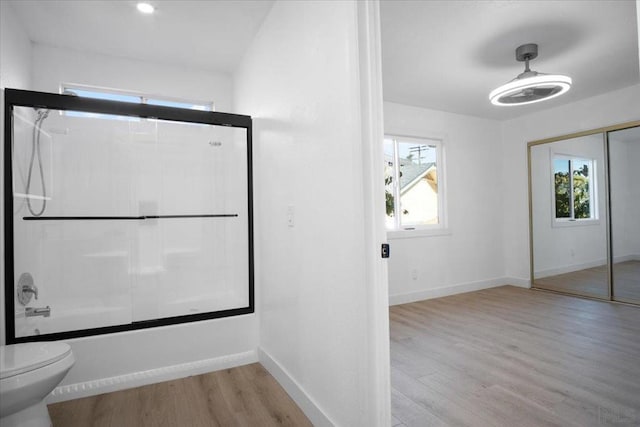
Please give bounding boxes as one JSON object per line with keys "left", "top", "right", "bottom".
{"left": 3, "top": 88, "right": 254, "bottom": 343}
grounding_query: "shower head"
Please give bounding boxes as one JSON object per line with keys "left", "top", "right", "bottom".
{"left": 36, "top": 108, "right": 50, "bottom": 121}
{"left": 34, "top": 90, "right": 75, "bottom": 117}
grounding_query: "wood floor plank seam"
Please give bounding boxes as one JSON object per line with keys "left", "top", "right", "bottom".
{"left": 48, "top": 363, "right": 312, "bottom": 427}
{"left": 390, "top": 286, "right": 640, "bottom": 427}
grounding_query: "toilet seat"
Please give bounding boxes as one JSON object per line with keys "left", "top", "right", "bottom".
{"left": 0, "top": 342, "right": 72, "bottom": 379}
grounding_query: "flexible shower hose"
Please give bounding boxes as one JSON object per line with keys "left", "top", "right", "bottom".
{"left": 25, "top": 109, "right": 49, "bottom": 216}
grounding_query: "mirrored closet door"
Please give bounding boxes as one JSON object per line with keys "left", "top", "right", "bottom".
{"left": 528, "top": 121, "right": 640, "bottom": 304}
{"left": 608, "top": 126, "right": 640, "bottom": 304}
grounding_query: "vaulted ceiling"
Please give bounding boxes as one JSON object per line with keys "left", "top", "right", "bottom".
{"left": 9, "top": 0, "right": 274, "bottom": 74}
{"left": 9, "top": 1, "right": 640, "bottom": 121}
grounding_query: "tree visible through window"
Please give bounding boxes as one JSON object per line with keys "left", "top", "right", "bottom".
{"left": 553, "top": 156, "right": 595, "bottom": 220}
{"left": 384, "top": 135, "right": 444, "bottom": 230}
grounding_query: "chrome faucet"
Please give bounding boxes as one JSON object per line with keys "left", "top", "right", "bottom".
{"left": 26, "top": 306, "right": 51, "bottom": 318}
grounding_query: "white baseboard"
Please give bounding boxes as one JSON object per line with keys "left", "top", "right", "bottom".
{"left": 535, "top": 254, "right": 640, "bottom": 279}
{"left": 503, "top": 277, "right": 531, "bottom": 288}
{"left": 47, "top": 349, "right": 258, "bottom": 404}
{"left": 614, "top": 254, "right": 640, "bottom": 263}
{"left": 258, "top": 347, "right": 335, "bottom": 427}
{"left": 389, "top": 277, "right": 529, "bottom": 306}
{"left": 535, "top": 258, "right": 607, "bottom": 278}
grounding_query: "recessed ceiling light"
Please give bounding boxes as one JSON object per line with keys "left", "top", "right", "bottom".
{"left": 137, "top": 2, "right": 155, "bottom": 14}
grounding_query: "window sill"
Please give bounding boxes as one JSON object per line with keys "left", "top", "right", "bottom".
{"left": 552, "top": 219, "right": 600, "bottom": 228}
{"left": 387, "top": 228, "right": 451, "bottom": 240}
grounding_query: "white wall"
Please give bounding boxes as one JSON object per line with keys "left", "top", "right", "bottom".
{"left": 637, "top": 0, "right": 640, "bottom": 72}
{"left": 384, "top": 86, "right": 639, "bottom": 299}
{"left": 530, "top": 134, "right": 607, "bottom": 276}
{"left": 0, "top": 3, "right": 32, "bottom": 91}
{"left": 2, "top": 42, "right": 259, "bottom": 395}
{"left": 1, "top": 0, "right": 33, "bottom": 346}
{"left": 383, "top": 101, "right": 507, "bottom": 304}
{"left": 234, "top": 1, "right": 381, "bottom": 425}
{"left": 501, "top": 84, "right": 640, "bottom": 282}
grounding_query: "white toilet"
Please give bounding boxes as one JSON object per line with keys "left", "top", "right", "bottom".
{"left": 0, "top": 342, "right": 75, "bottom": 427}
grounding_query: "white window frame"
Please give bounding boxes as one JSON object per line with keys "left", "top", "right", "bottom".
{"left": 550, "top": 153, "right": 599, "bottom": 228}
{"left": 60, "top": 83, "right": 215, "bottom": 112}
{"left": 385, "top": 134, "right": 448, "bottom": 239}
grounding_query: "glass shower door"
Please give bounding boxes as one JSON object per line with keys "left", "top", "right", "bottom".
{"left": 6, "top": 89, "right": 253, "bottom": 343}
{"left": 130, "top": 120, "right": 249, "bottom": 321}
{"left": 11, "top": 106, "right": 138, "bottom": 339}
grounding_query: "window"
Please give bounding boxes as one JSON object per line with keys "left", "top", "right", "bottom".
{"left": 384, "top": 135, "right": 445, "bottom": 232}
{"left": 60, "top": 84, "right": 214, "bottom": 115}
{"left": 553, "top": 155, "right": 596, "bottom": 221}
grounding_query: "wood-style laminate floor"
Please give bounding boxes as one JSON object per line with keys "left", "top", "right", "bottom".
{"left": 390, "top": 285, "right": 640, "bottom": 427}
{"left": 48, "top": 363, "right": 312, "bottom": 427}
{"left": 614, "top": 260, "right": 640, "bottom": 302}
{"left": 534, "top": 264, "right": 609, "bottom": 298}
{"left": 534, "top": 260, "right": 640, "bottom": 302}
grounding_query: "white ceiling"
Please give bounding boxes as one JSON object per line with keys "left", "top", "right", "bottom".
{"left": 8, "top": 0, "right": 639, "bottom": 121}
{"left": 381, "top": 0, "right": 640, "bottom": 121}
{"left": 8, "top": 0, "right": 274, "bottom": 74}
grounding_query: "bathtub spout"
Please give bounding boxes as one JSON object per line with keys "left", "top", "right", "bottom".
{"left": 26, "top": 306, "right": 51, "bottom": 318}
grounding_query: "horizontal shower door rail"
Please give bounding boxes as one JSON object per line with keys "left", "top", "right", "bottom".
{"left": 22, "top": 214, "right": 239, "bottom": 221}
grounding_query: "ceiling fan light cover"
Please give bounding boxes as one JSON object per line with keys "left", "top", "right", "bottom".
{"left": 489, "top": 74, "right": 572, "bottom": 106}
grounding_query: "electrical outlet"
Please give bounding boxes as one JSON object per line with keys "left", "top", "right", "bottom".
{"left": 411, "top": 269, "right": 418, "bottom": 280}
{"left": 287, "top": 205, "right": 295, "bottom": 227}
